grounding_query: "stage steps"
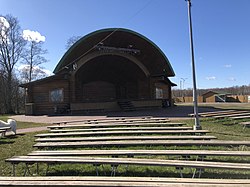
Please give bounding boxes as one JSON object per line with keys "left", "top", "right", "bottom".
{"left": 117, "top": 100, "right": 136, "bottom": 112}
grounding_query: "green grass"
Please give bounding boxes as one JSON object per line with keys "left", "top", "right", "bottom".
{"left": 1, "top": 116, "right": 250, "bottom": 178}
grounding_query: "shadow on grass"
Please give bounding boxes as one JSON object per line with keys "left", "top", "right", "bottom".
{"left": 0, "top": 134, "right": 25, "bottom": 144}
{"left": 0, "top": 140, "right": 15, "bottom": 144}
{"left": 46, "top": 166, "right": 250, "bottom": 179}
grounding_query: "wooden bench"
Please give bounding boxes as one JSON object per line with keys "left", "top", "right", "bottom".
{"left": 35, "top": 135, "right": 217, "bottom": 142}
{"left": 53, "top": 116, "right": 153, "bottom": 124}
{"left": 55, "top": 118, "right": 170, "bottom": 125}
{"left": 33, "top": 140, "right": 250, "bottom": 149}
{"left": 5, "top": 156, "right": 250, "bottom": 177}
{"left": 53, "top": 117, "right": 168, "bottom": 125}
{"left": 49, "top": 126, "right": 193, "bottom": 133}
{"left": 189, "top": 110, "right": 236, "bottom": 117}
{"left": 47, "top": 122, "right": 184, "bottom": 129}
{"left": 1, "top": 176, "right": 250, "bottom": 186}
{"left": 240, "top": 121, "right": 250, "bottom": 129}
{"left": 230, "top": 115, "right": 250, "bottom": 120}
{"left": 29, "top": 149, "right": 250, "bottom": 157}
{"left": 212, "top": 112, "right": 250, "bottom": 119}
{"left": 200, "top": 111, "right": 249, "bottom": 118}
{"left": 35, "top": 130, "right": 209, "bottom": 138}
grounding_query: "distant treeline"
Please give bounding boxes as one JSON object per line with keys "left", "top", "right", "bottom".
{"left": 172, "top": 85, "right": 250, "bottom": 97}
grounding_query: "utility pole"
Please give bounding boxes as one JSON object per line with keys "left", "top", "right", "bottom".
{"left": 181, "top": 78, "right": 188, "bottom": 90}
{"left": 185, "top": 0, "right": 201, "bottom": 130}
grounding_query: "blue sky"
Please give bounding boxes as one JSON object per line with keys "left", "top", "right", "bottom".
{"left": 1, "top": 0, "right": 250, "bottom": 89}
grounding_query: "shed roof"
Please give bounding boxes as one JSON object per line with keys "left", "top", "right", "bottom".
{"left": 202, "top": 90, "right": 232, "bottom": 96}
{"left": 53, "top": 28, "right": 175, "bottom": 77}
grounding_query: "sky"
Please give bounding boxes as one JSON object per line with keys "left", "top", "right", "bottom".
{"left": 1, "top": 0, "right": 250, "bottom": 89}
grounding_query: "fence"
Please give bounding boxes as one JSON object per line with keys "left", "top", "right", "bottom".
{"left": 174, "top": 95, "right": 249, "bottom": 103}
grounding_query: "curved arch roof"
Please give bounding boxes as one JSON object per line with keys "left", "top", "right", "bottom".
{"left": 54, "top": 28, "right": 175, "bottom": 77}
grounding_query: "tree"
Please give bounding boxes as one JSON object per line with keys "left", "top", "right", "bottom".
{"left": 21, "top": 29, "right": 48, "bottom": 82}
{"left": 65, "top": 35, "right": 81, "bottom": 50}
{"left": 0, "top": 15, "right": 26, "bottom": 113}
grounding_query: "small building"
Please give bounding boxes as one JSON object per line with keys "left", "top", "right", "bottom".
{"left": 202, "top": 91, "right": 231, "bottom": 103}
{"left": 21, "top": 28, "right": 176, "bottom": 115}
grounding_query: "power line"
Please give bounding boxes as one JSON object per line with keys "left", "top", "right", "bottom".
{"left": 58, "top": 0, "right": 153, "bottom": 73}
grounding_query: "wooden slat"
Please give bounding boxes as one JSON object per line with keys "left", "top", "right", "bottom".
{"left": 201, "top": 111, "right": 249, "bottom": 118}
{"left": 50, "top": 126, "right": 192, "bottom": 133}
{"left": 6, "top": 156, "right": 250, "bottom": 170}
{"left": 72, "top": 119, "right": 170, "bottom": 124}
{"left": 35, "top": 130, "right": 209, "bottom": 138}
{"left": 53, "top": 116, "right": 153, "bottom": 124}
{"left": 230, "top": 115, "right": 250, "bottom": 120}
{"left": 189, "top": 110, "right": 235, "bottom": 117}
{"left": 213, "top": 112, "right": 250, "bottom": 119}
{"left": 47, "top": 122, "right": 184, "bottom": 129}
{"left": 240, "top": 121, "right": 250, "bottom": 125}
{"left": 33, "top": 140, "right": 250, "bottom": 148}
{"left": 1, "top": 177, "right": 250, "bottom": 186}
{"left": 54, "top": 117, "right": 169, "bottom": 124}
{"left": 28, "top": 149, "right": 250, "bottom": 157}
{"left": 35, "top": 135, "right": 217, "bottom": 142}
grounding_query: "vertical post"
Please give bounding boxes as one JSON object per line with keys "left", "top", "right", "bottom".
{"left": 186, "top": 0, "right": 201, "bottom": 130}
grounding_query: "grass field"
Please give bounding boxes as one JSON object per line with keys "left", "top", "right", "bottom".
{"left": 1, "top": 106, "right": 250, "bottom": 178}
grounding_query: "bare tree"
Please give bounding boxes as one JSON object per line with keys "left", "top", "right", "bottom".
{"left": 0, "top": 15, "right": 26, "bottom": 113}
{"left": 65, "top": 35, "right": 81, "bottom": 50}
{"left": 21, "top": 38, "right": 48, "bottom": 82}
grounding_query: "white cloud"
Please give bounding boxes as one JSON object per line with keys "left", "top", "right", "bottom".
{"left": 228, "top": 77, "right": 236, "bottom": 81}
{"left": 206, "top": 76, "right": 216, "bottom": 80}
{"left": 41, "top": 68, "right": 53, "bottom": 76}
{"left": 18, "top": 64, "right": 53, "bottom": 76}
{"left": 224, "top": 64, "right": 232, "bottom": 68}
{"left": 22, "top": 29, "right": 45, "bottom": 42}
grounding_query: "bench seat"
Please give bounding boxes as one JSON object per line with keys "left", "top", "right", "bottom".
{"left": 33, "top": 140, "right": 250, "bottom": 148}
{"left": 52, "top": 116, "right": 168, "bottom": 124}
{"left": 1, "top": 176, "right": 250, "bottom": 186}
{"left": 35, "top": 130, "right": 209, "bottom": 138}
{"left": 6, "top": 156, "right": 250, "bottom": 177}
{"left": 47, "top": 122, "right": 184, "bottom": 129}
{"left": 189, "top": 110, "right": 236, "bottom": 117}
{"left": 29, "top": 149, "right": 250, "bottom": 157}
{"left": 35, "top": 135, "right": 217, "bottom": 142}
{"left": 49, "top": 126, "right": 192, "bottom": 133}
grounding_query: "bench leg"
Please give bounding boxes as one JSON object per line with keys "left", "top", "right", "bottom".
{"left": 23, "top": 163, "right": 32, "bottom": 176}
{"left": 111, "top": 165, "right": 119, "bottom": 176}
{"left": 192, "top": 168, "right": 204, "bottom": 178}
{"left": 126, "top": 155, "right": 134, "bottom": 173}
{"left": 101, "top": 164, "right": 106, "bottom": 176}
{"left": 46, "top": 164, "right": 50, "bottom": 175}
{"left": 12, "top": 164, "right": 16, "bottom": 176}
{"left": 94, "top": 164, "right": 100, "bottom": 176}
{"left": 176, "top": 167, "right": 183, "bottom": 178}
{"left": 36, "top": 163, "right": 39, "bottom": 175}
